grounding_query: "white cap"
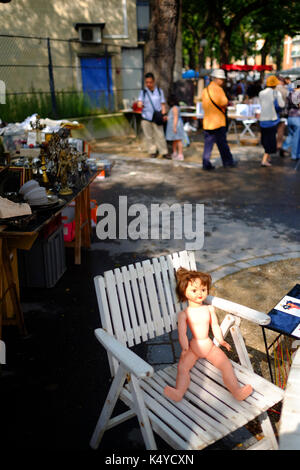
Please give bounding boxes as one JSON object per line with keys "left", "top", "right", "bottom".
{"left": 211, "top": 69, "right": 226, "bottom": 79}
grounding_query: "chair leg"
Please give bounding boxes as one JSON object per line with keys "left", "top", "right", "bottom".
{"left": 90, "top": 365, "right": 127, "bottom": 449}
{"left": 258, "top": 411, "right": 279, "bottom": 449}
{"left": 129, "top": 375, "right": 157, "bottom": 450}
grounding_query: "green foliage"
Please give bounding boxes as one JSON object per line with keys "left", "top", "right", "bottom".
{"left": 0, "top": 89, "right": 108, "bottom": 123}
{"left": 182, "top": 0, "right": 300, "bottom": 68}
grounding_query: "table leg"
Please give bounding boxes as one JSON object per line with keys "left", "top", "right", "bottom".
{"left": 228, "top": 119, "right": 239, "bottom": 144}
{"left": 82, "top": 187, "right": 91, "bottom": 249}
{"left": 0, "top": 239, "right": 27, "bottom": 336}
{"left": 0, "top": 261, "right": 3, "bottom": 340}
{"left": 74, "top": 192, "right": 82, "bottom": 265}
{"left": 262, "top": 326, "right": 274, "bottom": 383}
{"left": 65, "top": 182, "right": 94, "bottom": 264}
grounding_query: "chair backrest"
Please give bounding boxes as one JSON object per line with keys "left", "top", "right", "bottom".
{"left": 94, "top": 251, "right": 196, "bottom": 374}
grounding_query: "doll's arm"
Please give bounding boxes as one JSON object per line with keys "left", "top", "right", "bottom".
{"left": 177, "top": 310, "right": 189, "bottom": 351}
{"left": 209, "top": 306, "right": 231, "bottom": 351}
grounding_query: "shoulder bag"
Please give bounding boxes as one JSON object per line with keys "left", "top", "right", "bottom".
{"left": 145, "top": 89, "right": 164, "bottom": 126}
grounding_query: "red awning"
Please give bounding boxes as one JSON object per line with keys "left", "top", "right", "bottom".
{"left": 221, "top": 64, "right": 273, "bottom": 71}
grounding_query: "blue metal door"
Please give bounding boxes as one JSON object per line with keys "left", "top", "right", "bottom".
{"left": 80, "top": 56, "right": 113, "bottom": 110}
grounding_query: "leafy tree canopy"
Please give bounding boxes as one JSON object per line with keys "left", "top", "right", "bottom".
{"left": 182, "top": 0, "right": 300, "bottom": 68}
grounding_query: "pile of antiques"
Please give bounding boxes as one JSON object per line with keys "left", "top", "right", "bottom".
{"left": 0, "top": 116, "right": 91, "bottom": 227}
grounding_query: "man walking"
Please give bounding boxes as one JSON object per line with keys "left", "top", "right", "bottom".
{"left": 137, "top": 72, "right": 169, "bottom": 158}
{"left": 201, "top": 69, "right": 237, "bottom": 170}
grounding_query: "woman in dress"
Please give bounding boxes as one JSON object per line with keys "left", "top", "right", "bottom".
{"left": 166, "top": 94, "right": 185, "bottom": 161}
{"left": 258, "top": 75, "right": 284, "bottom": 167}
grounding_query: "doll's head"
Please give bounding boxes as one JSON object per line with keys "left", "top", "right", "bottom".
{"left": 175, "top": 267, "right": 212, "bottom": 302}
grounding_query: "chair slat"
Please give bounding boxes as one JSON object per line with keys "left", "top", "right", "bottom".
{"left": 94, "top": 275, "right": 117, "bottom": 374}
{"left": 128, "top": 264, "right": 149, "bottom": 342}
{"left": 152, "top": 258, "right": 172, "bottom": 333}
{"left": 142, "top": 260, "right": 165, "bottom": 337}
{"left": 104, "top": 270, "right": 128, "bottom": 345}
{"left": 121, "top": 266, "right": 143, "bottom": 344}
{"left": 150, "top": 373, "right": 227, "bottom": 438}
{"left": 156, "top": 368, "right": 235, "bottom": 433}
{"left": 94, "top": 275, "right": 113, "bottom": 335}
{"left": 178, "top": 250, "right": 190, "bottom": 269}
{"left": 158, "top": 256, "right": 178, "bottom": 330}
{"left": 135, "top": 262, "right": 155, "bottom": 339}
{"left": 195, "top": 359, "right": 284, "bottom": 410}
{"left": 194, "top": 360, "right": 263, "bottom": 415}
{"left": 139, "top": 388, "right": 204, "bottom": 450}
{"left": 144, "top": 376, "right": 222, "bottom": 443}
{"left": 114, "top": 268, "right": 134, "bottom": 347}
{"left": 187, "top": 250, "right": 197, "bottom": 270}
{"left": 166, "top": 254, "right": 182, "bottom": 313}
{"left": 191, "top": 365, "right": 257, "bottom": 421}
{"left": 161, "top": 366, "right": 246, "bottom": 431}
{"left": 141, "top": 380, "right": 214, "bottom": 448}
{"left": 121, "top": 388, "right": 190, "bottom": 450}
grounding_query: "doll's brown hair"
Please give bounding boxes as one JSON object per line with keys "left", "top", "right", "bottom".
{"left": 175, "top": 267, "right": 212, "bottom": 302}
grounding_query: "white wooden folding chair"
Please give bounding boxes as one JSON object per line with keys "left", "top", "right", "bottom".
{"left": 90, "top": 250, "right": 284, "bottom": 450}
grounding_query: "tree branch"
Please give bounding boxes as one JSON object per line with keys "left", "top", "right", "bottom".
{"left": 230, "top": 0, "right": 271, "bottom": 31}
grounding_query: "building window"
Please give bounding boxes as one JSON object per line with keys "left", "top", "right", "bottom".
{"left": 136, "top": 0, "right": 150, "bottom": 42}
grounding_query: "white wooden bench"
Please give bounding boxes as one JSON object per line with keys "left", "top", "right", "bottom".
{"left": 279, "top": 347, "right": 300, "bottom": 450}
{"left": 90, "top": 250, "right": 284, "bottom": 450}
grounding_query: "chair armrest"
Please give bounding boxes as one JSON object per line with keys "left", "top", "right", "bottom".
{"left": 94, "top": 328, "right": 154, "bottom": 379}
{"left": 205, "top": 295, "right": 270, "bottom": 326}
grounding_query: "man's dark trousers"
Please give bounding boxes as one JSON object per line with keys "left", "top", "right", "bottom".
{"left": 202, "top": 126, "right": 235, "bottom": 168}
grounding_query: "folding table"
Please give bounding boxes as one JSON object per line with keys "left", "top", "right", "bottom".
{"left": 261, "top": 284, "right": 300, "bottom": 383}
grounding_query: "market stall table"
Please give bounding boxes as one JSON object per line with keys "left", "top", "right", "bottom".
{"left": 121, "top": 109, "right": 141, "bottom": 136}
{"left": 261, "top": 284, "right": 300, "bottom": 384}
{"left": 0, "top": 170, "right": 97, "bottom": 338}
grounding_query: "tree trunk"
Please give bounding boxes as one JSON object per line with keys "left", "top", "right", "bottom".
{"left": 144, "top": 0, "right": 180, "bottom": 99}
{"left": 275, "top": 40, "right": 283, "bottom": 71}
{"left": 260, "top": 38, "right": 271, "bottom": 81}
{"left": 218, "top": 29, "right": 231, "bottom": 66}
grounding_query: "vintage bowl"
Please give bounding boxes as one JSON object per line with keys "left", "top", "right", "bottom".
{"left": 24, "top": 187, "right": 47, "bottom": 201}
{"left": 19, "top": 179, "right": 39, "bottom": 196}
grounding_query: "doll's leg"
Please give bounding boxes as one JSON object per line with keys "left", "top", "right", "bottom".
{"left": 206, "top": 345, "right": 253, "bottom": 401}
{"left": 164, "top": 349, "right": 198, "bottom": 402}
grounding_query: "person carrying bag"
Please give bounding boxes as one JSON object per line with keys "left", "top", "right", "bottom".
{"left": 201, "top": 69, "right": 237, "bottom": 170}
{"left": 137, "top": 72, "right": 169, "bottom": 158}
{"left": 146, "top": 89, "right": 165, "bottom": 126}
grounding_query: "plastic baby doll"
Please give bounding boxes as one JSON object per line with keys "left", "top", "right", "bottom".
{"left": 164, "top": 267, "right": 253, "bottom": 402}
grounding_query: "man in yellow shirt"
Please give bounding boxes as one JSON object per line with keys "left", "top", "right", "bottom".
{"left": 201, "top": 69, "right": 237, "bottom": 170}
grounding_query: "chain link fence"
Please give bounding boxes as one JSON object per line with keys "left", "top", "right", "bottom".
{"left": 0, "top": 34, "right": 144, "bottom": 123}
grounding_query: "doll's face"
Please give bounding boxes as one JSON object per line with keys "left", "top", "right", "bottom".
{"left": 185, "top": 278, "right": 208, "bottom": 306}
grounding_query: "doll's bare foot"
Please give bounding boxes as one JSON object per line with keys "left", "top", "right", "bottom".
{"left": 164, "top": 385, "right": 184, "bottom": 402}
{"left": 232, "top": 384, "right": 253, "bottom": 401}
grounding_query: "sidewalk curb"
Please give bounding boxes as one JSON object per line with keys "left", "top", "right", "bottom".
{"left": 196, "top": 250, "right": 300, "bottom": 283}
